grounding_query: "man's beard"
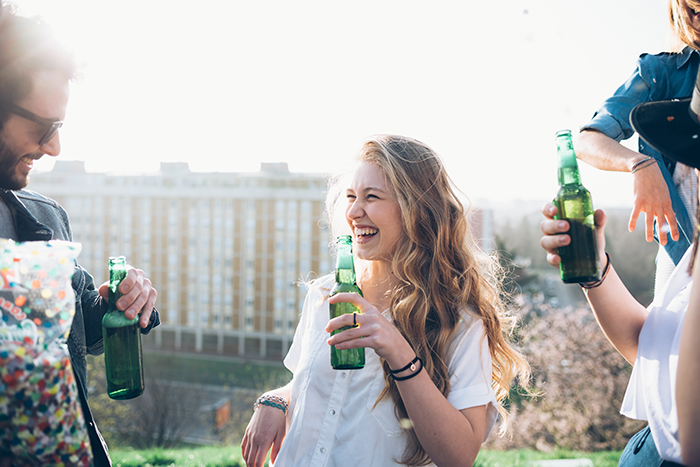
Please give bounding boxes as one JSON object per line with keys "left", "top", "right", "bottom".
{"left": 0, "top": 136, "right": 31, "bottom": 191}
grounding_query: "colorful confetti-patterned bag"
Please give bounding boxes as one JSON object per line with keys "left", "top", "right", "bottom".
{"left": 0, "top": 239, "right": 92, "bottom": 466}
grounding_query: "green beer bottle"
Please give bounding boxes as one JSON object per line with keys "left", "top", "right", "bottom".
{"left": 329, "top": 235, "right": 365, "bottom": 370}
{"left": 102, "top": 256, "right": 145, "bottom": 400}
{"left": 554, "top": 130, "right": 601, "bottom": 284}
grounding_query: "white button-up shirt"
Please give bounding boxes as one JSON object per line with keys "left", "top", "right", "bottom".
{"left": 274, "top": 275, "right": 498, "bottom": 467}
{"left": 622, "top": 247, "right": 694, "bottom": 464}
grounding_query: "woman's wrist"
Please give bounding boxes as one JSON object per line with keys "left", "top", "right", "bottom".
{"left": 389, "top": 355, "right": 424, "bottom": 381}
{"left": 385, "top": 341, "right": 418, "bottom": 372}
{"left": 579, "top": 252, "right": 611, "bottom": 290}
{"left": 254, "top": 394, "right": 289, "bottom": 414}
{"left": 386, "top": 341, "right": 425, "bottom": 381}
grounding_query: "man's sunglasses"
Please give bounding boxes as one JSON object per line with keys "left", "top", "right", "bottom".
{"left": 0, "top": 101, "right": 63, "bottom": 147}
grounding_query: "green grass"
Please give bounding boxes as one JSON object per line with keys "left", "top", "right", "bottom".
{"left": 111, "top": 446, "right": 247, "bottom": 467}
{"left": 110, "top": 446, "right": 622, "bottom": 467}
{"left": 475, "top": 449, "right": 621, "bottom": 466}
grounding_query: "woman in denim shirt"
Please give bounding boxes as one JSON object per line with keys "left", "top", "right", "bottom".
{"left": 576, "top": 0, "right": 700, "bottom": 295}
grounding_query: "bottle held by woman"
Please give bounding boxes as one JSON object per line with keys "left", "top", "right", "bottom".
{"left": 329, "top": 235, "right": 365, "bottom": 369}
{"left": 554, "top": 129, "right": 601, "bottom": 283}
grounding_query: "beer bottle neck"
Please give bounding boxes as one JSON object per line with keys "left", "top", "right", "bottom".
{"left": 556, "top": 133, "right": 582, "bottom": 186}
{"left": 108, "top": 256, "right": 127, "bottom": 311}
{"left": 336, "top": 267, "right": 356, "bottom": 284}
{"left": 558, "top": 164, "right": 581, "bottom": 186}
{"left": 335, "top": 245, "right": 357, "bottom": 284}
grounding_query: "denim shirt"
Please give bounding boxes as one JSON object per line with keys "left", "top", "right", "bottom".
{"left": 581, "top": 46, "right": 700, "bottom": 265}
{"left": 1, "top": 188, "right": 160, "bottom": 465}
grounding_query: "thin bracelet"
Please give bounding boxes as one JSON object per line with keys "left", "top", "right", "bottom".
{"left": 389, "top": 355, "right": 420, "bottom": 374}
{"left": 631, "top": 159, "right": 657, "bottom": 174}
{"left": 391, "top": 357, "right": 423, "bottom": 381}
{"left": 579, "top": 253, "right": 611, "bottom": 290}
{"left": 631, "top": 156, "right": 653, "bottom": 171}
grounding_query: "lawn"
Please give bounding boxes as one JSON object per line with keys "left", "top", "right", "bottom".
{"left": 110, "top": 446, "right": 622, "bottom": 467}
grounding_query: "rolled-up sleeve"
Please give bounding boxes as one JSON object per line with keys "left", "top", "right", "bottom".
{"left": 581, "top": 53, "right": 665, "bottom": 141}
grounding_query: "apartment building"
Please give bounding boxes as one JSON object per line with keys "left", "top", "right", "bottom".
{"left": 29, "top": 161, "right": 331, "bottom": 360}
{"left": 28, "top": 160, "right": 493, "bottom": 361}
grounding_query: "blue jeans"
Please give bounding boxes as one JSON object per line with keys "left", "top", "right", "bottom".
{"left": 619, "top": 426, "right": 684, "bottom": 467}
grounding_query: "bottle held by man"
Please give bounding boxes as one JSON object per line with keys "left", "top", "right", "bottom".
{"left": 329, "top": 235, "right": 365, "bottom": 369}
{"left": 102, "top": 256, "right": 145, "bottom": 399}
{"left": 554, "top": 130, "right": 601, "bottom": 284}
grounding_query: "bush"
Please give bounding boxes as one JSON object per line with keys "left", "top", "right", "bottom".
{"left": 486, "top": 303, "right": 645, "bottom": 451}
{"left": 87, "top": 355, "right": 210, "bottom": 449}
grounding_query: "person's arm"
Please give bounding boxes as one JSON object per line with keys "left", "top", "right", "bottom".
{"left": 327, "top": 295, "right": 485, "bottom": 467}
{"left": 391, "top": 356, "right": 486, "bottom": 467}
{"left": 540, "top": 203, "right": 648, "bottom": 363}
{"left": 576, "top": 130, "right": 678, "bottom": 245}
{"left": 241, "top": 382, "right": 293, "bottom": 467}
{"left": 677, "top": 246, "right": 700, "bottom": 466}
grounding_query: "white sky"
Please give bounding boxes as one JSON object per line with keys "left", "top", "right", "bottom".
{"left": 10, "top": 0, "right": 673, "bottom": 208}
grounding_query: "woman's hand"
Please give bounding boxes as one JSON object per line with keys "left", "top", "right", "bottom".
{"left": 241, "top": 405, "right": 287, "bottom": 467}
{"left": 539, "top": 203, "right": 607, "bottom": 267}
{"left": 326, "top": 293, "right": 415, "bottom": 371}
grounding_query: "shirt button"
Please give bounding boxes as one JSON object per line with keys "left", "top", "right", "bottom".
{"left": 341, "top": 372, "right": 347, "bottom": 379}
{"left": 320, "top": 447, "right": 326, "bottom": 453}
{"left": 330, "top": 409, "right": 336, "bottom": 415}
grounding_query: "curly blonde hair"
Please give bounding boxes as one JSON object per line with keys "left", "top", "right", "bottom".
{"left": 325, "top": 135, "right": 530, "bottom": 465}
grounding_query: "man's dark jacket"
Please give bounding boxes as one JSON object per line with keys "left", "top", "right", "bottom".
{"left": 1, "top": 188, "right": 160, "bottom": 466}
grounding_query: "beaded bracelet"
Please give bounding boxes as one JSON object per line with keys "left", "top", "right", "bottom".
{"left": 253, "top": 394, "right": 288, "bottom": 414}
{"left": 579, "top": 253, "right": 611, "bottom": 290}
{"left": 390, "top": 357, "right": 424, "bottom": 381}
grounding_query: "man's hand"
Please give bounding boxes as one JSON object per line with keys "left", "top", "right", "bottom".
{"left": 629, "top": 162, "right": 679, "bottom": 245}
{"left": 98, "top": 267, "right": 157, "bottom": 328}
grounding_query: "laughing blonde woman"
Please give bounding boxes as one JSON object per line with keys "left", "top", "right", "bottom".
{"left": 242, "top": 135, "right": 529, "bottom": 467}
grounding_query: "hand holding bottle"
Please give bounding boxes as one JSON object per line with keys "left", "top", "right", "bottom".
{"left": 328, "top": 235, "right": 365, "bottom": 369}
{"left": 326, "top": 293, "right": 415, "bottom": 372}
{"left": 98, "top": 265, "right": 157, "bottom": 328}
{"left": 540, "top": 202, "right": 608, "bottom": 270}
